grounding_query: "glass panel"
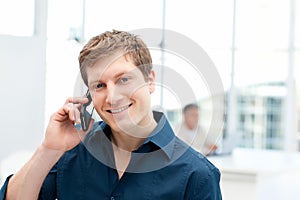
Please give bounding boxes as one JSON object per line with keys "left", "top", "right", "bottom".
{"left": 235, "top": 84, "right": 286, "bottom": 149}
{"left": 165, "top": 0, "right": 233, "bottom": 90}
{"left": 235, "top": 0, "right": 290, "bottom": 50}
{"left": 161, "top": 0, "right": 232, "bottom": 145}
{"left": 84, "top": 0, "right": 163, "bottom": 40}
{"left": 0, "top": 0, "right": 35, "bottom": 36}
{"left": 294, "top": 0, "right": 300, "bottom": 48}
{"left": 47, "top": 0, "right": 84, "bottom": 40}
{"left": 235, "top": 0, "right": 289, "bottom": 86}
{"left": 234, "top": 51, "right": 288, "bottom": 86}
{"left": 295, "top": 51, "right": 300, "bottom": 150}
{"left": 234, "top": 0, "right": 290, "bottom": 150}
{"left": 45, "top": 0, "right": 85, "bottom": 118}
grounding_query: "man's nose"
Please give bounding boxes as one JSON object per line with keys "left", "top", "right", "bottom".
{"left": 105, "top": 83, "right": 123, "bottom": 105}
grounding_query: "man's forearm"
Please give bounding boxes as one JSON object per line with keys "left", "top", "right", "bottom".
{"left": 6, "top": 145, "right": 64, "bottom": 200}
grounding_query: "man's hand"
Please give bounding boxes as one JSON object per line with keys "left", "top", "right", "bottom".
{"left": 42, "top": 97, "right": 94, "bottom": 152}
{"left": 6, "top": 96, "right": 95, "bottom": 200}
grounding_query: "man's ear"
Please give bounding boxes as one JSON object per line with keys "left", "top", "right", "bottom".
{"left": 148, "top": 70, "right": 155, "bottom": 94}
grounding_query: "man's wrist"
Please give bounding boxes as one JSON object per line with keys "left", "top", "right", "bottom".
{"left": 37, "top": 144, "right": 65, "bottom": 162}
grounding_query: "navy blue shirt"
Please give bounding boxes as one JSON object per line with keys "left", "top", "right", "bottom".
{"left": 1, "top": 112, "right": 222, "bottom": 200}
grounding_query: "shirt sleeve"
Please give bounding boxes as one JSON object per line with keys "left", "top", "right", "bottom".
{"left": 37, "top": 163, "right": 58, "bottom": 200}
{"left": 0, "top": 174, "right": 13, "bottom": 200}
{"left": 0, "top": 163, "right": 58, "bottom": 200}
{"left": 184, "top": 163, "right": 222, "bottom": 200}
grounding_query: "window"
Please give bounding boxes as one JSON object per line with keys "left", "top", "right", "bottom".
{"left": 0, "top": 0, "right": 35, "bottom": 36}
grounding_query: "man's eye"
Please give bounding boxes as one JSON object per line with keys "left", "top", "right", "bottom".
{"left": 119, "top": 77, "right": 129, "bottom": 84}
{"left": 96, "top": 83, "right": 105, "bottom": 88}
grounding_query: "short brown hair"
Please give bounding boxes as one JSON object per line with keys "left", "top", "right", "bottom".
{"left": 79, "top": 30, "right": 153, "bottom": 86}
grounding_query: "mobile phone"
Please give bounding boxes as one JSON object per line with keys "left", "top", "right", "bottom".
{"left": 80, "top": 90, "right": 94, "bottom": 131}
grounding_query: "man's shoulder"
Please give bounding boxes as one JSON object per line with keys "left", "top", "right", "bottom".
{"left": 176, "top": 140, "right": 220, "bottom": 175}
{"left": 181, "top": 148, "right": 221, "bottom": 190}
{"left": 179, "top": 146, "right": 222, "bottom": 199}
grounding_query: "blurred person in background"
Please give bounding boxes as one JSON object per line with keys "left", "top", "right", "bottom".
{"left": 175, "top": 103, "right": 218, "bottom": 156}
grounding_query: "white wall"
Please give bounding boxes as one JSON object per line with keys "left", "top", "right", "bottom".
{"left": 0, "top": 0, "right": 48, "bottom": 161}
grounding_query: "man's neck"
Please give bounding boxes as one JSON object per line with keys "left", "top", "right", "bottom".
{"left": 111, "top": 131, "right": 146, "bottom": 152}
{"left": 110, "top": 118, "right": 157, "bottom": 152}
{"left": 110, "top": 118, "right": 157, "bottom": 179}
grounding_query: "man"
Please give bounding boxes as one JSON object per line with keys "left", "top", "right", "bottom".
{"left": 176, "top": 103, "right": 218, "bottom": 156}
{"left": 1, "top": 30, "right": 222, "bottom": 199}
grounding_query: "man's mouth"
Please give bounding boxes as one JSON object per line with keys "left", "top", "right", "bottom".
{"left": 107, "top": 103, "right": 133, "bottom": 114}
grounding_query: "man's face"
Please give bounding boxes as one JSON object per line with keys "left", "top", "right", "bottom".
{"left": 86, "top": 54, "right": 155, "bottom": 137}
{"left": 184, "top": 108, "right": 199, "bottom": 130}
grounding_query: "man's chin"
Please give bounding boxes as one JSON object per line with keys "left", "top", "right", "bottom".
{"left": 110, "top": 119, "right": 136, "bottom": 133}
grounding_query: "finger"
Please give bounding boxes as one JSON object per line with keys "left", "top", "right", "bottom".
{"left": 61, "top": 103, "right": 77, "bottom": 122}
{"left": 73, "top": 106, "right": 81, "bottom": 124}
{"left": 54, "top": 97, "right": 89, "bottom": 123}
{"left": 64, "top": 102, "right": 86, "bottom": 122}
{"left": 65, "top": 97, "right": 89, "bottom": 104}
{"left": 64, "top": 98, "right": 89, "bottom": 121}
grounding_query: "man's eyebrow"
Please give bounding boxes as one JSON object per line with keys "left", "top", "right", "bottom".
{"left": 88, "top": 76, "right": 103, "bottom": 87}
{"left": 113, "top": 72, "right": 126, "bottom": 79}
{"left": 89, "top": 71, "right": 129, "bottom": 85}
{"left": 114, "top": 70, "right": 137, "bottom": 79}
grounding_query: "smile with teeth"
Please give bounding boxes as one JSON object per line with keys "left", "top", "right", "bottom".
{"left": 108, "top": 103, "right": 132, "bottom": 114}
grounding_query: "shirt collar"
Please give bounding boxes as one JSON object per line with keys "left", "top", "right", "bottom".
{"left": 142, "top": 111, "right": 176, "bottom": 160}
{"left": 92, "top": 111, "right": 176, "bottom": 160}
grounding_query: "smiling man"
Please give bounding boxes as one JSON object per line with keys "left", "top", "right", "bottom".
{"left": 1, "top": 30, "right": 222, "bottom": 200}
